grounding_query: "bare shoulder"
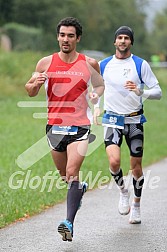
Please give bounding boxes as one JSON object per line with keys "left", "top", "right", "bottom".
{"left": 36, "top": 54, "right": 53, "bottom": 72}
{"left": 85, "top": 56, "right": 100, "bottom": 73}
{"left": 86, "top": 55, "right": 98, "bottom": 67}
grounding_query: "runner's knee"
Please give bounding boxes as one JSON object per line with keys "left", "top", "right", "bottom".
{"left": 66, "top": 168, "right": 79, "bottom": 182}
{"left": 109, "top": 156, "right": 120, "bottom": 172}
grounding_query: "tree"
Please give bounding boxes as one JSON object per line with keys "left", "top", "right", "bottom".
{"left": 149, "top": 7, "right": 167, "bottom": 60}
{"left": 1, "top": 0, "right": 149, "bottom": 57}
{"left": 0, "top": 0, "right": 14, "bottom": 25}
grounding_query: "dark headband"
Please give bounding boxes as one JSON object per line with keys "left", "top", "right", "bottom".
{"left": 114, "top": 26, "right": 134, "bottom": 45}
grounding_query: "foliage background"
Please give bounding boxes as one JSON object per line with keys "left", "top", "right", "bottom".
{"left": 1, "top": 0, "right": 167, "bottom": 60}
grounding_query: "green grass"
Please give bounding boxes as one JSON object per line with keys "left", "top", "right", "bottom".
{"left": 0, "top": 51, "right": 167, "bottom": 228}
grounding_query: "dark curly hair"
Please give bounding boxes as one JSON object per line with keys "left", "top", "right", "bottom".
{"left": 57, "top": 17, "right": 82, "bottom": 38}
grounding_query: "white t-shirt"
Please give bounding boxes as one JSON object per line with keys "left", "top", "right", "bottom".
{"left": 99, "top": 54, "right": 160, "bottom": 124}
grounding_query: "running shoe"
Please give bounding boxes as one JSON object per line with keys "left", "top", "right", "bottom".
{"left": 78, "top": 181, "right": 88, "bottom": 210}
{"left": 118, "top": 190, "right": 130, "bottom": 215}
{"left": 129, "top": 205, "right": 141, "bottom": 224}
{"left": 58, "top": 219, "right": 73, "bottom": 242}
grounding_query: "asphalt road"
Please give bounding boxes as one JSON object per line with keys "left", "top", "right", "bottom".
{"left": 0, "top": 158, "right": 167, "bottom": 252}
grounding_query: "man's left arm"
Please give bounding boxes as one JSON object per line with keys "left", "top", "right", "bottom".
{"left": 86, "top": 57, "right": 104, "bottom": 104}
{"left": 142, "top": 84, "right": 162, "bottom": 100}
{"left": 125, "top": 81, "right": 162, "bottom": 100}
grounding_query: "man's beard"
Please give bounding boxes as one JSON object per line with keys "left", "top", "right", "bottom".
{"left": 117, "top": 45, "right": 129, "bottom": 54}
{"left": 62, "top": 49, "right": 70, "bottom": 54}
{"left": 62, "top": 44, "right": 71, "bottom": 54}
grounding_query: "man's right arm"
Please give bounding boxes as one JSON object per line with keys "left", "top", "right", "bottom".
{"left": 25, "top": 56, "right": 50, "bottom": 97}
{"left": 25, "top": 72, "right": 47, "bottom": 97}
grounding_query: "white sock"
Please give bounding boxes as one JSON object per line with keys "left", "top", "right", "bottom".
{"left": 120, "top": 188, "right": 128, "bottom": 193}
{"left": 132, "top": 201, "right": 140, "bottom": 207}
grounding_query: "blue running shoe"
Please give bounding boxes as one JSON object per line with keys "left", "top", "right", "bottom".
{"left": 78, "top": 181, "right": 88, "bottom": 210}
{"left": 58, "top": 219, "right": 73, "bottom": 242}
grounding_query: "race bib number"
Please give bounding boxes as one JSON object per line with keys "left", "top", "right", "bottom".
{"left": 102, "top": 113, "right": 124, "bottom": 129}
{"left": 52, "top": 126, "right": 78, "bottom": 135}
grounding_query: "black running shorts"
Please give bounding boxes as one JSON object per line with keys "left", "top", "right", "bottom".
{"left": 46, "top": 125, "right": 90, "bottom": 152}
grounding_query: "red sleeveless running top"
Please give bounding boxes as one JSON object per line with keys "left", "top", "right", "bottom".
{"left": 45, "top": 53, "right": 92, "bottom": 126}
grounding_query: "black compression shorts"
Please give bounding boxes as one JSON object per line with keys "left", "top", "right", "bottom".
{"left": 104, "top": 123, "right": 144, "bottom": 157}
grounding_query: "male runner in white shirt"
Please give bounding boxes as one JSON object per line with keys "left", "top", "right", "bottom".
{"left": 94, "top": 26, "right": 162, "bottom": 224}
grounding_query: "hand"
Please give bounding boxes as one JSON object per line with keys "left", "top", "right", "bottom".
{"left": 34, "top": 72, "right": 48, "bottom": 87}
{"left": 89, "top": 92, "right": 99, "bottom": 105}
{"left": 93, "top": 107, "right": 101, "bottom": 125}
{"left": 124, "top": 81, "right": 143, "bottom": 96}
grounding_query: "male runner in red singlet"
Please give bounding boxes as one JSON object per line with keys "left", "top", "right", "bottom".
{"left": 25, "top": 17, "right": 104, "bottom": 242}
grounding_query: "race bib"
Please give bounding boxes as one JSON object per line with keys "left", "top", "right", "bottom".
{"left": 102, "top": 113, "right": 124, "bottom": 129}
{"left": 52, "top": 126, "right": 78, "bottom": 135}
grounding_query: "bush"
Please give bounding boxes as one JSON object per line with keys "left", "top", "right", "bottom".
{"left": 2, "top": 22, "right": 44, "bottom": 51}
